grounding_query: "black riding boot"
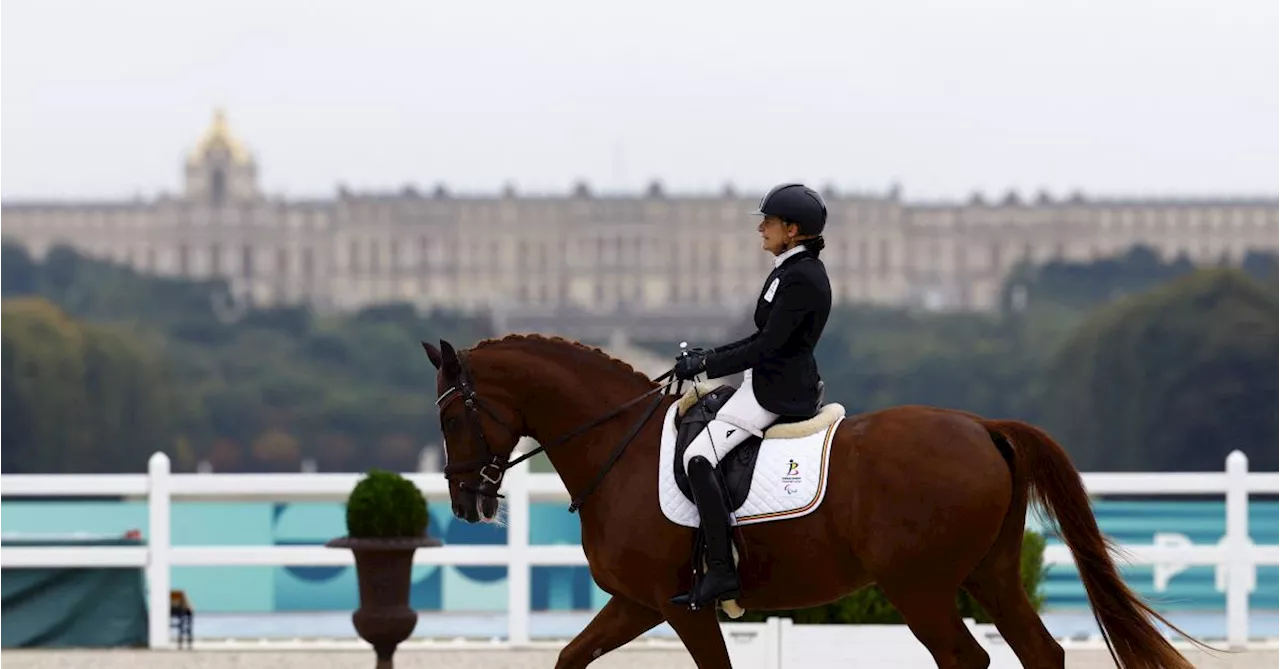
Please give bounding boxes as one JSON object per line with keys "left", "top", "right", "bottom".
{"left": 669, "top": 455, "right": 741, "bottom": 608}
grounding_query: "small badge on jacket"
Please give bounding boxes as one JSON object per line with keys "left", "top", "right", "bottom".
{"left": 764, "top": 277, "right": 781, "bottom": 303}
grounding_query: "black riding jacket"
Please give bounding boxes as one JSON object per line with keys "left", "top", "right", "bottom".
{"left": 703, "top": 246, "right": 832, "bottom": 416}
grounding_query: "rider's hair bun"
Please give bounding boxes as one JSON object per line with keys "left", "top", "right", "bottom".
{"left": 805, "top": 235, "right": 826, "bottom": 257}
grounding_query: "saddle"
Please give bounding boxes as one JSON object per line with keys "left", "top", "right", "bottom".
{"left": 671, "top": 382, "right": 824, "bottom": 512}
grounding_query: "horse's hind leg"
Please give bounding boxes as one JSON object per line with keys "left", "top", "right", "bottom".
{"left": 961, "top": 432, "right": 1064, "bottom": 669}
{"left": 661, "top": 602, "right": 733, "bottom": 669}
{"left": 879, "top": 581, "right": 991, "bottom": 669}
{"left": 963, "top": 559, "right": 1064, "bottom": 669}
{"left": 555, "top": 595, "right": 664, "bottom": 668}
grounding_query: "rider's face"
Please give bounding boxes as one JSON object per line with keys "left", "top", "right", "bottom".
{"left": 758, "top": 216, "right": 797, "bottom": 255}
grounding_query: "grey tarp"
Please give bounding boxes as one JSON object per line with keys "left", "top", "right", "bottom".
{"left": 2, "top": 537, "right": 148, "bottom": 648}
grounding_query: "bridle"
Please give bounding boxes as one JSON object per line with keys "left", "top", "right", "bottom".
{"left": 436, "top": 348, "right": 679, "bottom": 513}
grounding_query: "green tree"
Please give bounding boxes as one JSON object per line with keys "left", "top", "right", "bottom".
{"left": 2, "top": 298, "right": 178, "bottom": 473}
{"left": 2, "top": 298, "right": 89, "bottom": 473}
{"left": 2, "top": 243, "right": 39, "bottom": 296}
{"left": 1041, "top": 269, "right": 1278, "bottom": 472}
{"left": 81, "top": 323, "right": 176, "bottom": 472}
{"left": 1001, "top": 244, "right": 1198, "bottom": 314}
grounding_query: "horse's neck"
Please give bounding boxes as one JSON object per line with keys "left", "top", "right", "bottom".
{"left": 513, "top": 355, "right": 665, "bottom": 506}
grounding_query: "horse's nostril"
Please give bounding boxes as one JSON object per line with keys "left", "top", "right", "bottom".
{"left": 453, "top": 502, "right": 466, "bottom": 517}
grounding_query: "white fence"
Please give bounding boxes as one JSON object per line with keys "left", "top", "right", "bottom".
{"left": 1, "top": 450, "right": 1277, "bottom": 651}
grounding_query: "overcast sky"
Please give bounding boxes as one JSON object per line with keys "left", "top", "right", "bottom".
{"left": 3, "top": 0, "right": 1276, "bottom": 202}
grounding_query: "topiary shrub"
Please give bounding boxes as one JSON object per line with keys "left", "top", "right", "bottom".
{"left": 728, "top": 530, "right": 1047, "bottom": 624}
{"left": 344, "top": 469, "right": 429, "bottom": 539}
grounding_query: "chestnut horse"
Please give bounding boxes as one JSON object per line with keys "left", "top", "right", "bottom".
{"left": 422, "top": 333, "right": 1201, "bottom": 669}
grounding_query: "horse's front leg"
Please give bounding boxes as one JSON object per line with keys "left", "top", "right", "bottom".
{"left": 555, "top": 595, "right": 665, "bottom": 668}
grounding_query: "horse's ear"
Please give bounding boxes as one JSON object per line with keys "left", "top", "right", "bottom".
{"left": 422, "top": 341, "right": 443, "bottom": 370}
{"left": 439, "top": 339, "right": 462, "bottom": 376}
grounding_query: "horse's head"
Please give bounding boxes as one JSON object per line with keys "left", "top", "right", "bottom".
{"left": 422, "top": 338, "right": 526, "bottom": 523}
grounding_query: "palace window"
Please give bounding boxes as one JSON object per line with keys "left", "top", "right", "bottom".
{"left": 211, "top": 168, "right": 227, "bottom": 206}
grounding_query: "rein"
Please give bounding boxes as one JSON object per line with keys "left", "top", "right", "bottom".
{"left": 437, "top": 350, "right": 678, "bottom": 513}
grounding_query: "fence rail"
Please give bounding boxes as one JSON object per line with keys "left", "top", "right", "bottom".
{"left": 1, "top": 450, "right": 1276, "bottom": 650}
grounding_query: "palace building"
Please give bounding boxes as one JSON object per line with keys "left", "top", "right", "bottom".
{"left": 4, "top": 110, "right": 1276, "bottom": 342}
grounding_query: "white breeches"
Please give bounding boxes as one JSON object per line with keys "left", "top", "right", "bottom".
{"left": 682, "top": 372, "right": 779, "bottom": 471}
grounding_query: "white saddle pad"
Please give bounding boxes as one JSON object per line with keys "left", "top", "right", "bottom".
{"left": 657, "top": 399, "right": 844, "bottom": 528}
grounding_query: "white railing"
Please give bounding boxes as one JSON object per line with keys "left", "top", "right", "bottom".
{"left": 1, "top": 450, "right": 1277, "bottom": 651}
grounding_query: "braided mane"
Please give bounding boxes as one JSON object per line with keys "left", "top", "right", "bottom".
{"left": 469, "top": 333, "right": 659, "bottom": 388}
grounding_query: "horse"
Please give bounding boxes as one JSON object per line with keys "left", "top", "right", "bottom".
{"left": 422, "top": 333, "right": 1202, "bottom": 669}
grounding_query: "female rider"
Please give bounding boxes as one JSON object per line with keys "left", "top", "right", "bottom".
{"left": 669, "top": 182, "right": 833, "bottom": 608}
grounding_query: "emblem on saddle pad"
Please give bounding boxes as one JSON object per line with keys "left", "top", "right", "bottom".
{"left": 782, "top": 459, "right": 802, "bottom": 494}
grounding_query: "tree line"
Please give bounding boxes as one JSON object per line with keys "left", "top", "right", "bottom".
{"left": 2, "top": 243, "right": 489, "bottom": 474}
{"left": 2, "top": 241, "right": 1276, "bottom": 474}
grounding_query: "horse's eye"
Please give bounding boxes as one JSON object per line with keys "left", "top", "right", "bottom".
{"left": 444, "top": 417, "right": 458, "bottom": 431}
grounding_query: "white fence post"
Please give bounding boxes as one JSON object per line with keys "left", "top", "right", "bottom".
{"left": 772, "top": 616, "right": 788, "bottom": 669}
{"left": 1224, "top": 450, "right": 1250, "bottom": 650}
{"left": 147, "top": 452, "right": 172, "bottom": 650}
{"left": 506, "top": 459, "right": 532, "bottom": 646}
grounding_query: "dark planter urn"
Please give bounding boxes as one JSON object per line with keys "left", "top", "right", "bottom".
{"left": 327, "top": 535, "right": 442, "bottom": 668}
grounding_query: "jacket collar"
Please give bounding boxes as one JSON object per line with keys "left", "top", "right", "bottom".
{"left": 773, "top": 244, "right": 808, "bottom": 268}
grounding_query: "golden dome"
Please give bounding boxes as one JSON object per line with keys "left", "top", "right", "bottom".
{"left": 188, "top": 108, "right": 251, "bottom": 165}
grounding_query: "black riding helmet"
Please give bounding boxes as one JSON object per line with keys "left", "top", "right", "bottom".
{"left": 755, "top": 183, "right": 827, "bottom": 236}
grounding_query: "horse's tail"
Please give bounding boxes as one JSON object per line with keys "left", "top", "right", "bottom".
{"left": 983, "top": 419, "right": 1207, "bottom": 669}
